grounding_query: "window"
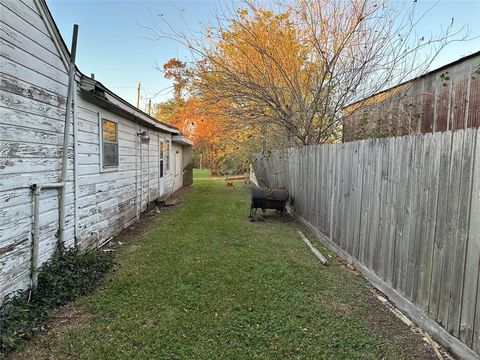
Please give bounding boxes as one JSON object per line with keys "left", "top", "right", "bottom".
{"left": 101, "top": 118, "right": 118, "bottom": 167}
{"left": 159, "top": 141, "right": 164, "bottom": 178}
{"left": 165, "top": 141, "right": 170, "bottom": 172}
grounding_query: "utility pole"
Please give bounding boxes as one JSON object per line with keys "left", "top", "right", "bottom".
{"left": 136, "top": 82, "right": 141, "bottom": 108}
{"left": 148, "top": 99, "right": 152, "bottom": 115}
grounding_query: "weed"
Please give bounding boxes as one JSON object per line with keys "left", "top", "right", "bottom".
{"left": 0, "top": 248, "right": 113, "bottom": 353}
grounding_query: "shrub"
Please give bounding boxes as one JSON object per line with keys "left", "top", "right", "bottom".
{"left": 0, "top": 248, "right": 114, "bottom": 353}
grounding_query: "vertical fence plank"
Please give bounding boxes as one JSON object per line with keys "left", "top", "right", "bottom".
{"left": 399, "top": 135, "right": 418, "bottom": 296}
{"left": 312, "top": 146, "right": 318, "bottom": 227}
{"left": 326, "top": 144, "right": 332, "bottom": 237}
{"left": 438, "top": 130, "right": 465, "bottom": 327}
{"left": 474, "top": 277, "right": 480, "bottom": 353}
{"left": 345, "top": 141, "right": 357, "bottom": 255}
{"left": 460, "top": 128, "right": 480, "bottom": 348}
{"left": 316, "top": 146, "right": 323, "bottom": 233}
{"left": 352, "top": 140, "right": 365, "bottom": 260}
{"left": 341, "top": 142, "right": 347, "bottom": 248}
{"left": 312, "top": 146, "right": 318, "bottom": 228}
{"left": 304, "top": 146, "right": 310, "bottom": 222}
{"left": 384, "top": 137, "right": 397, "bottom": 285}
{"left": 332, "top": 144, "right": 340, "bottom": 245}
{"left": 419, "top": 132, "right": 441, "bottom": 310}
{"left": 375, "top": 139, "right": 389, "bottom": 278}
{"left": 406, "top": 134, "right": 425, "bottom": 300}
{"left": 448, "top": 129, "right": 475, "bottom": 337}
{"left": 305, "top": 146, "right": 311, "bottom": 222}
{"left": 307, "top": 146, "right": 313, "bottom": 220}
{"left": 367, "top": 139, "right": 380, "bottom": 272}
{"left": 387, "top": 137, "right": 402, "bottom": 285}
{"left": 366, "top": 140, "right": 377, "bottom": 269}
{"left": 359, "top": 140, "right": 372, "bottom": 264}
{"left": 344, "top": 143, "right": 353, "bottom": 252}
{"left": 393, "top": 136, "right": 411, "bottom": 291}
{"left": 328, "top": 144, "right": 336, "bottom": 240}
{"left": 413, "top": 133, "right": 433, "bottom": 306}
{"left": 429, "top": 131, "right": 453, "bottom": 320}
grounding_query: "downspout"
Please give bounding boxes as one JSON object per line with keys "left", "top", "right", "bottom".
{"left": 140, "top": 126, "right": 143, "bottom": 213}
{"left": 148, "top": 135, "right": 150, "bottom": 205}
{"left": 58, "top": 24, "right": 78, "bottom": 252}
{"left": 166, "top": 138, "right": 176, "bottom": 198}
{"left": 29, "top": 25, "right": 78, "bottom": 290}
{"left": 135, "top": 123, "right": 139, "bottom": 219}
{"left": 73, "top": 79, "right": 79, "bottom": 246}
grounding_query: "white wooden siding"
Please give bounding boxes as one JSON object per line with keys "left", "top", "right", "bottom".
{"left": 0, "top": 0, "right": 184, "bottom": 304}
{"left": 0, "top": 0, "right": 72, "bottom": 301}
{"left": 75, "top": 96, "right": 175, "bottom": 248}
{"left": 173, "top": 143, "right": 183, "bottom": 191}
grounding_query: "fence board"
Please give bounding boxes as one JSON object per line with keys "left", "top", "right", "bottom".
{"left": 386, "top": 137, "right": 401, "bottom": 285}
{"left": 429, "top": 131, "right": 453, "bottom": 320}
{"left": 413, "top": 133, "right": 433, "bottom": 305}
{"left": 316, "top": 146, "right": 323, "bottom": 233}
{"left": 352, "top": 141, "right": 365, "bottom": 259}
{"left": 438, "top": 130, "right": 465, "bottom": 327}
{"left": 359, "top": 141, "right": 371, "bottom": 264}
{"left": 393, "top": 136, "right": 411, "bottom": 291}
{"left": 460, "top": 128, "right": 480, "bottom": 348}
{"left": 447, "top": 129, "right": 475, "bottom": 337}
{"left": 345, "top": 141, "right": 357, "bottom": 255}
{"left": 406, "top": 135, "right": 424, "bottom": 300}
{"left": 377, "top": 139, "right": 389, "bottom": 278}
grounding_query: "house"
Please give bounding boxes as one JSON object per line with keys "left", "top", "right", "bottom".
{"left": 344, "top": 51, "right": 480, "bottom": 141}
{"left": 0, "top": 0, "right": 192, "bottom": 302}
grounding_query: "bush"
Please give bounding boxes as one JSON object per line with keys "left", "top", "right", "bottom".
{"left": 0, "top": 248, "right": 114, "bottom": 353}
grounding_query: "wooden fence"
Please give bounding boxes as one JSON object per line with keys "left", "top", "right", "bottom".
{"left": 252, "top": 128, "right": 480, "bottom": 358}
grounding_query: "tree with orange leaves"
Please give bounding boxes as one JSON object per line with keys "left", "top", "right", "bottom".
{"left": 154, "top": 58, "right": 258, "bottom": 174}
{"left": 150, "top": 0, "right": 468, "bottom": 146}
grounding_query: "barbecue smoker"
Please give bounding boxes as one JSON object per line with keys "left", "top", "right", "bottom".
{"left": 250, "top": 187, "right": 289, "bottom": 221}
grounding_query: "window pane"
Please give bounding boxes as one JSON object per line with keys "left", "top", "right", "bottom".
{"left": 165, "top": 142, "right": 170, "bottom": 171}
{"left": 160, "top": 142, "right": 164, "bottom": 158}
{"left": 102, "top": 119, "right": 117, "bottom": 143}
{"left": 103, "top": 138, "right": 118, "bottom": 167}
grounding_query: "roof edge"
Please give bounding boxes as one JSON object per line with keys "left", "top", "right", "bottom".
{"left": 79, "top": 75, "right": 179, "bottom": 133}
{"left": 346, "top": 49, "right": 480, "bottom": 108}
{"left": 34, "top": 0, "right": 70, "bottom": 70}
{"left": 37, "top": 0, "right": 181, "bottom": 135}
{"left": 79, "top": 76, "right": 179, "bottom": 134}
{"left": 172, "top": 135, "right": 193, "bottom": 146}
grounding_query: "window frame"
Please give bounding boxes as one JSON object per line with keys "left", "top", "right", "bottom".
{"left": 165, "top": 139, "right": 171, "bottom": 172}
{"left": 99, "top": 114, "right": 119, "bottom": 172}
{"left": 159, "top": 138, "right": 164, "bottom": 178}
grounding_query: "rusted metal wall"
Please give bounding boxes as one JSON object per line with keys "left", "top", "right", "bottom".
{"left": 344, "top": 53, "right": 480, "bottom": 141}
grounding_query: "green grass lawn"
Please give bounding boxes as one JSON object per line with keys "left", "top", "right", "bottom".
{"left": 12, "top": 171, "right": 434, "bottom": 359}
{"left": 193, "top": 168, "right": 212, "bottom": 178}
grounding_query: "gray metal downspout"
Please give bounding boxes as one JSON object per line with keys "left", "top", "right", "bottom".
{"left": 28, "top": 25, "right": 79, "bottom": 290}
{"left": 58, "top": 24, "right": 79, "bottom": 252}
{"left": 73, "top": 80, "right": 79, "bottom": 246}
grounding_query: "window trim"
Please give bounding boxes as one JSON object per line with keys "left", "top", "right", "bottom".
{"left": 165, "top": 139, "right": 171, "bottom": 173}
{"left": 99, "top": 114, "right": 119, "bottom": 172}
{"left": 159, "top": 137, "right": 164, "bottom": 178}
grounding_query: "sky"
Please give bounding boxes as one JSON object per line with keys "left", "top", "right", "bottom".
{"left": 47, "top": 0, "right": 480, "bottom": 109}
